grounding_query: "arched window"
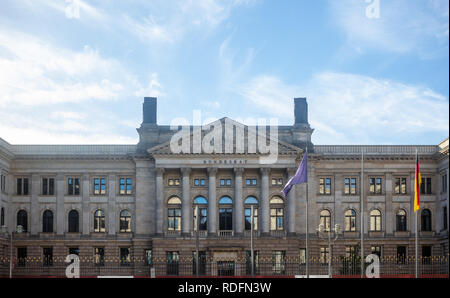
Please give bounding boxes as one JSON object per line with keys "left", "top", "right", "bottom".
{"left": 270, "top": 197, "right": 284, "bottom": 231}
{"left": 17, "top": 210, "right": 27, "bottom": 232}
{"left": 396, "top": 209, "right": 407, "bottom": 232}
{"left": 168, "top": 197, "right": 181, "bottom": 231}
{"left": 94, "top": 210, "right": 105, "bottom": 233}
{"left": 1, "top": 207, "right": 4, "bottom": 226}
{"left": 219, "top": 196, "right": 233, "bottom": 231}
{"left": 119, "top": 210, "right": 131, "bottom": 232}
{"left": 43, "top": 210, "right": 53, "bottom": 233}
{"left": 320, "top": 210, "right": 331, "bottom": 231}
{"left": 370, "top": 209, "right": 382, "bottom": 231}
{"left": 193, "top": 196, "right": 207, "bottom": 231}
{"left": 421, "top": 209, "right": 432, "bottom": 232}
{"left": 68, "top": 210, "right": 79, "bottom": 233}
{"left": 344, "top": 209, "right": 356, "bottom": 232}
{"left": 244, "top": 196, "right": 258, "bottom": 231}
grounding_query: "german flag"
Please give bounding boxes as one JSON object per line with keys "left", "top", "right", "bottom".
{"left": 414, "top": 156, "right": 421, "bottom": 213}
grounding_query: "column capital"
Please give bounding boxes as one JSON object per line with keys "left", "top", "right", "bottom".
{"left": 234, "top": 167, "right": 244, "bottom": 176}
{"left": 260, "top": 168, "right": 271, "bottom": 176}
{"left": 155, "top": 168, "right": 165, "bottom": 177}
{"left": 181, "top": 167, "right": 191, "bottom": 176}
{"left": 207, "top": 167, "right": 218, "bottom": 176}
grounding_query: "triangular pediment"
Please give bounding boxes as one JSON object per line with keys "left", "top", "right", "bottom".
{"left": 147, "top": 117, "right": 302, "bottom": 156}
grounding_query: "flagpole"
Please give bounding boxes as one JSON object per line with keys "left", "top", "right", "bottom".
{"left": 305, "top": 147, "right": 309, "bottom": 278}
{"left": 360, "top": 148, "right": 364, "bottom": 278}
{"left": 415, "top": 148, "right": 419, "bottom": 279}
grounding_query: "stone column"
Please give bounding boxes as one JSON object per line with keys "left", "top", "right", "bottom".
{"left": 287, "top": 168, "right": 297, "bottom": 235}
{"left": 207, "top": 167, "right": 217, "bottom": 235}
{"left": 334, "top": 173, "right": 343, "bottom": 235}
{"left": 260, "top": 168, "right": 270, "bottom": 234}
{"left": 234, "top": 168, "right": 244, "bottom": 235}
{"left": 108, "top": 175, "right": 116, "bottom": 235}
{"left": 82, "top": 174, "right": 90, "bottom": 235}
{"left": 134, "top": 159, "right": 155, "bottom": 236}
{"left": 155, "top": 168, "right": 165, "bottom": 235}
{"left": 56, "top": 174, "right": 64, "bottom": 235}
{"left": 385, "top": 172, "right": 393, "bottom": 236}
{"left": 30, "top": 174, "right": 40, "bottom": 235}
{"left": 181, "top": 168, "right": 191, "bottom": 235}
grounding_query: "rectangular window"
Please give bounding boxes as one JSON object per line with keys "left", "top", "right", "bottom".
{"left": 166, "top": 251, "right": 179, "bottom": 275}
{"left": 17, "top": 247, "right": 27, "bottom": 267}
{"left": 444, "top": 207, "right": 448, "bottom": 230}
{"left": 344, "top": 178, "right": 357, "bottom": 195}
{"left": 422, "top": 246, "right": 432, "bottom": 264}
{"left": 168, "top": 178, "right": 180, "bottom": 186}
{"left": 144, "top": 249, "right": 152, "bottom": 266}
{"left": 395, "top": 178, "right": 407, "bottom": 194}
{"left": 120, "top": 178, "right": 133, "bottom": 194}
{"left": 94, "top": 247, "right": 105, "bottom": 266}
{"left": 1, "top": 174, "right": 5, "bottom": 192}
{"left": 120, "top": 247, "right": 131, "bottom": 266}
{"left": 245, "top": 250, "right": 259, "bottom": 275}
{"left": 299, "top": 249, "right": 306, "bottom": 265}
{"left": 68, "top": 178, "right": 80, "bottom": 195}
{"left": 271, "top": 178, "right": 283, "bottom": 186}
{"left": 270, "top": 208, "right": 284, "bottom": 231}
{"left": 421, "top": 178, "right": 432, "bottom": 194}
{"left": 369, "top": 177, "right": 382, "bottom": 194}
{"left": 220, "top": 179, "right": 232, "bottom": 186}
{"left": 371, "top": 246, "right": 382, "bottom": 258}
{"left": 192, "top": 251, "right": 206, "bottom": 276}
{"left": 272, "top": 251, "right": 285, "bottom": 274}
{"left": 194, "top": 179, "right": 206, "bottom": 186}
{"left": 42, "top": 178, "right": 55, "bottom": 196}
{"left": 320, "top": 247, "right": 329, "bottom": 264}
{"left": 397, "top": 246, "right": 407, "bottom": 264}
{"left": 319, "top": 178, "right": 331, "bottom": 195}
{"left": 442, "top": 174, "right": 448, "bottom": 193}
{"left": 93, "top": 178, "right": 106, "bottom": 195}
{"left": 43, "top": 247, "right": 53, "bottom": 267}
{"left": 345, "top": 246, "right": 357, "bottom": 258}
{"left": 16, "top": 177, "right": 29, "bottom": 195}
{"left": 246, "top": 179, "right": 257, "bottom": 186}
{"left": 69, "top": 247, "right": 79, "bottom": 256}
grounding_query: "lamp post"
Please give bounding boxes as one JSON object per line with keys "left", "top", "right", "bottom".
{"left": 9, "top": 225, "right": 23, "bottom": 278}
{"left": 317, "top": 223, "right": 340, "bottom": 278}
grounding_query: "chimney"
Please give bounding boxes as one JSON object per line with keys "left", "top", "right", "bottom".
{"left": 143, "top": 97, "right": 157, "bottom": 124}
{"left": 294, "top": 97, "right": 308, "bottom": 125}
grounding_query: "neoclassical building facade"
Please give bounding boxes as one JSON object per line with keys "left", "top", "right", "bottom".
{"left": 0, "top": 97, "right": 448, "bottom": 276}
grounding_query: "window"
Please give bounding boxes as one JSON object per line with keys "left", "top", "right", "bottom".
{"left": 219, "top": 196, "right": 233, "bottom": 230}
{"left": 299, "top": 249, "right": 306, "bottom": 265}
{"left": 220, "top": 179, "right": 232, "bottom": 186}
{"left": 422, "top": 246, "right": 432, "bottom": 264}
{"left": 193, "top": 251, "right": 206, "bottom": 276}
{"left": 94, "top": 247, "right": 105, "bottom": 266}
{"left": 17, "top": 210, "right": 27, "bottom": 232}
{"left": 442, "top": 174, "right": 448, "bottom": 193}
{"left": 320, "top": 209, "right": 331, "bottom": 231}
{"left": 371, "top": 246, "right": 382, "bottom": 258}
{"left": 244, "top": 197, "right": 259, "bottom": 231}
{"left": 166, "top": 251, "right": 179, "bottom": 275}
{"left": 67, "top": 178, "right": 80, "bottom": 195}
{"left": 370, "top": 209, "right": 382, "bottom": 231}
{"left": 120, "top": 178, "right": 133, "bottom": 194}
{"left": 396, "top": 209, "right": 407, "bottom": 232}
{"left": 272, "top": 251, "right": 286, "bottom": 274}
{"left": 0, "top": 174, "right": 5, "bottom": 192}
{"left": 271, "top": 178, "right": 283, "bottom": 186}
{"left": 120, "top": 247, "right": 131, "bottom": 266}
{"left": 421, "top": 209, "right": 432, "bottom": 232}
{"left": 93, "top": 178, "right": 106, "bottom": 195}
{"left": 320, "top": 247, "right": 329, "bottom": 264}
{"left": 168, "top": 197, "right": 182, "bottom": 231}
{"left": 246, "top": 179, "right": 257, "bottom": 186}
{"left": 1, "top": 207, "right": 4, "bottom": 226}
{"left": 17, "top": 247, "right": 27, "bottom": 267}
{"left": 119, "top": 210, "right": 132, "bottom": 232}
{"left": 42, "top": 210, "right": 53, "bottom": 233}
{"left": 444, "top": 207, "right": 447, "bottom": 230}
{"left": 421, "top": 178, "right": 432, "bottom": 194}
{"left": 193, "top": 197, "right": 208, "bottom": 231}
{"left": 168, "top": 179, "right": 180, "bottom": 186}
{"left": 369, "top": 178, "right": 382, "bottom": 194}
{"left": 94, "top": 210, "right": 105, "bottom": 233}
{"left": 16, "top": 177, "right": 29, "bottom": 195}
{"left": 42, "top": 178, "right": 55, "bottom": 196}
{"left": 344, "top": 178, "right": 357, "bottom": 195}
{"left": 319, "top": 178, "right": 331, "bottom": 195}
{"left": 245, "top": 250, "right": 259, "bottom": 275}
{"left": 69, "top": 247, "right": 79, "bottom": 256}
{"left": 194, "top": 179, "right": 206, "bottom": 186}
{"left": 344, "top": 209, "right": 356, "bottom": 232}
{"left": 345, "top": 246, "right": 358, "bottom": 258}
{"left": 68, "top": 210, "right": 79, "bottom": 233}
{"left": 43, "top": 247, "right": 53, "bottom": 267}
{"left": 144, "top": 249, "right": 152, "bottom": 265}
{"left": 395, "top": 178, "right": 407, "bottom": 195}
{"left": 270, "top": 197, "right": 284, "bottom": 231}
{"left": 397, "top": 246, "right": 407, "bottom": 264}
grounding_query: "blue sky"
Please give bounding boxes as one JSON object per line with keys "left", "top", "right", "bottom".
{"left": 0, "top": 0, "right": 448, "bottom": 145}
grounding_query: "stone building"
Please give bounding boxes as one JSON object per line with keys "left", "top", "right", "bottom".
{"left": 0, "top": 97, "right": 448, "bottom": 276}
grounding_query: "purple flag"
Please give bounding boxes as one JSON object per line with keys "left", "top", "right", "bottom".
{"left": 281, "top": 150, "right": 307, "bottom": 197}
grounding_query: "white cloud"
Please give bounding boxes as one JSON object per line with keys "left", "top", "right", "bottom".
{"left": 329, "top": 0, "right": 449, "bottom": 57}
{"left": 238, "top": 72, "right": 449, "bottom": 144}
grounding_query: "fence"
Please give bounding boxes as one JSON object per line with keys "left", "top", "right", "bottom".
{"left": 0, "top": 257, "right": 448, "bottom": 278}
